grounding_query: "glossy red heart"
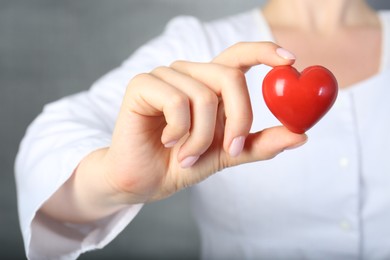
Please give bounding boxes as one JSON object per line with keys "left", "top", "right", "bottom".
{"left": 262, "top": 65, "right": 338, "bottom": 134}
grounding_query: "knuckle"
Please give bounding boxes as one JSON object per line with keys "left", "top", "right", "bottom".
{"left": 129, "top": 73, "right": 151, "bottom": 86}
{"left": 196, "top": 90, "right": 218, "bottom": 107}
{"left": 167, "top": 93, "right": 189, "bottom": 110}
{"left": 127, "top": 73, "right": 152, "bottom": 92}
{"left": 151, "top": 66, "right": 170, "bottom": 76}
{"left": 224, "top": 68, "right": 245, "bottom": 84}
{"left": 170, "top": 60, "right": 186, "bottom": 69}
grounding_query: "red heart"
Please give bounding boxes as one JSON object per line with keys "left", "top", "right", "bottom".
{"left": 262, "top": 65, "right": 338, "bottom": 134}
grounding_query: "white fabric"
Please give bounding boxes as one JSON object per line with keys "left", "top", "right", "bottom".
{"left": 15, "top": 8, "right": 390, "bottom": 260}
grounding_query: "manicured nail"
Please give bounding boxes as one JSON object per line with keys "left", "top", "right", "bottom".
{"left": 229, "top": 136, "right": 245, "bottom": 157}
{"left": 276, "top": 48, "right": 296, "bottom": 60}
{"left": 164, "top": 140, "right": 178, "bottom": 148}
{"left": 180, "top": 155, "right": 200, "bottom": 168}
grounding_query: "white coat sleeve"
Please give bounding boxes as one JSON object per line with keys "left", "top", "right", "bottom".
{"left": 14, "top": 16, "right": 211, "bottom": 260}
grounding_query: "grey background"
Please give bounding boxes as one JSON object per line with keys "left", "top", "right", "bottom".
{"left": 1, "top": 0, "right": 389, "bottom": 259}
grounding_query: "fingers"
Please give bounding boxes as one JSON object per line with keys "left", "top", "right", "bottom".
{"left": 213, "top": 42, "right": 295, "bottom": 72}
{"left": 221, "top": 126, "right": 308, "bottom": 168}
{"left": 125, "top": 73, "right": 191, "bottom": 142}
{"left": 151, "top": 66, "right": 219, "bottom": 164}
{"left": 171, "top": 61, "right": 252, "bottom": 155}
{"left": 124, "top": 42, "right": 297, "bottom": 169}
{"left": 128, "top": 63, "right": 252, "bottom": 168}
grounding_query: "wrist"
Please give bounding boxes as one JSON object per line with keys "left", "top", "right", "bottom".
{"left": 72, "top": 147, "right": 129, "bottom": 222}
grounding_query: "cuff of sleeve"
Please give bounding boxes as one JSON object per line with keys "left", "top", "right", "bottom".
{"left": 29, "top": 203, "right": 142, "bottom": 260}
{"left": 20, "top": 137, "right": 143, "bottom": 259}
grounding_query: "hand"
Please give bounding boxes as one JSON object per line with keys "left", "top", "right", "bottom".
{"left": 103, "top": 42, "right": 307, "bottom": 204}
{"left": 42, "top": 42, "right": 307, "bottom": 223}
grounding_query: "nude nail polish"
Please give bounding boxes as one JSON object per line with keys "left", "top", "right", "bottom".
{"left": 180, "top": 155, "right": 200, "bottom": 168}
{"left": 164, "top": 140, "right": 178, "bottom": 148}
{"left": 276, "top": 48, "right": 296, "bottom": 60}
{"left": 229, "top": 136, "right": 245, "bottom": 157}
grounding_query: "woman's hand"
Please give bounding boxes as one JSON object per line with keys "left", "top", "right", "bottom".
{"left": 42, "top": 42, "right": 307, "bottom": 223}
{"left": 104, "top": 42, "right": 306, "bottom": 201}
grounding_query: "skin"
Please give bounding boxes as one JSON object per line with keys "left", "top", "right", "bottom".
{"left": 41, "top": 0, "right": 380, "bottom": 223}
{"left": 262, "top": 0, "right": 381, "bottom": 88}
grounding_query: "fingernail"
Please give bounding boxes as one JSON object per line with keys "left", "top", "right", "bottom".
{"left": 180, "top": 155, "right": 200, "bottom": 168}
{"left": 229, "top": 136, "right": 246, "bottom": 157}
{"left": 276, "top": 48, "right": 296, "bottom": 60}
{"left": 164, "top": 140, "right": 178, "bottom": 148}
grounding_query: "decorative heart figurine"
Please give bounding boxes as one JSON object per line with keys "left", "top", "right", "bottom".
{"left": 262, "top": 65, "right": 338, "bottom": 134}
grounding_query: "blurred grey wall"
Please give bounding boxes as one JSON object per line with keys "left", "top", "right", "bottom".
{"left": 1, "top": 0, "right": 389, "bottom": 259}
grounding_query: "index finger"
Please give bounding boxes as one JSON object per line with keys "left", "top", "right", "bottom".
{"left": 212, "top": 42, "right": 295, "bottom": 72}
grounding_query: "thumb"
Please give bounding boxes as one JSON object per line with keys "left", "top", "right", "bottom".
{"left": 223, "top": 126, "right": 308, "bottom": 167}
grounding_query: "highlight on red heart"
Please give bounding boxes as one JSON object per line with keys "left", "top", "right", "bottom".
{"left": 262, "top": 65, "right": 338, "bottom": 134}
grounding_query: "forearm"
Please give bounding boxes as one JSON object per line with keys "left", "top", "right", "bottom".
{"left": 40, "top": 148, "right": 128, "bottom": 224}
